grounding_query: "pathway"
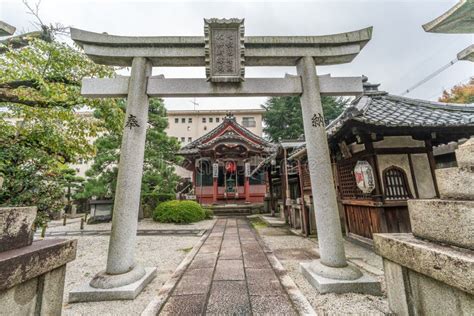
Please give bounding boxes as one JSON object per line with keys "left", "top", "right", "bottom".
{"left": 158, "top": 217, "right": 299, "bottom": 315}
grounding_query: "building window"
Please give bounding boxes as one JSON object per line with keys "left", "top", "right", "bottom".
{"left": 181, "top": 137, "right": 185, "bottom": 142}
{"left": 242, "top": 117, "right": 256, "bottom": 128}
{"left": 383, "top": 166, "right": 412, "bottom": 200}
{"left": 188, "top": 137, "right": 192, "bottom": 142}
{"left": 204, "top": 126, "right": 207, "bottom": 131}
{"left": 174, "top": 118, "right": 179, "bottom": 123}
{"left": 216, "top": 117, "right": 220, "bottom": 123}
{"left": 209, "top": 117, "right": 213, "bottom": 123}
{"left": 181, "top": 118, "right": 185, "bottom": 123}
{"left": 188, "top": 118, "right": 192, "bottom": 123}
{"left": 202, "top": 117, "right": 206, "bottom": 123}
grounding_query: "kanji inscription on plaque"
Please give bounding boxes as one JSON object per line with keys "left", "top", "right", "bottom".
{"left": 204, "top": 18, "right": 245, "bottom": 83}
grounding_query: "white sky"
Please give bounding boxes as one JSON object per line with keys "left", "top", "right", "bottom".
{"left": 2, "top": 0, "right": 473, "bottom": 111}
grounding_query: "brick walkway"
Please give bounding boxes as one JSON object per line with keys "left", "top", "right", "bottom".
{"left": 159, "top": 218, "right": 298, "bottom": 315}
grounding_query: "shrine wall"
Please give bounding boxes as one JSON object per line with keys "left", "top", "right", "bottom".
{"left": 373, "top": 136, "right": 425, "bottom": 148}
{"left": 412, "top": 153, "right": 437, "bottom": 198}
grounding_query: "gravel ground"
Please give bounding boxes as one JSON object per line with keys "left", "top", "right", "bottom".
{"left": 42, "top": 218, "right": 216, "bottom": 315}
{"left": 46, "top": 217, "right": 214, "bottom": 232}
{"left": 254, "top": 225, "right": 390, "bottom": 315}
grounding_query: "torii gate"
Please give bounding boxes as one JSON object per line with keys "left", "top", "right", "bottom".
{"left": 69, "top": 19, "right": 380, "bottom": 302}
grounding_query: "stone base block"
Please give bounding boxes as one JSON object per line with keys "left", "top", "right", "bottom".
{"left": 408, "top": 199, "right": 474, "bottom": 250}
{"left": 374, "top": 233, "right": 473, "bottom": 294}
{"left": 436, "top": 167, "right": 474, "bottom": 200}
{"left": 68, "top": 267, "right": 156, "bottom": 303}
{"left": 300, "top": 260, "right": 382, "bottom": 296}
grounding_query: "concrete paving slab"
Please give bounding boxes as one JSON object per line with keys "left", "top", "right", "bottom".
{"left": 241, "top": 243, "right": 265, "bottom": 254}
{"left": 206, "top": 281, "right": 251, "bottom": 315}
{"left": 188, "top": 253, "right": 218, "bottom": 270}
{"left": 243, "top": 252, "right": 271, "bottom": 269}
{"left": 250, "top": 295, "right": 298, "bottom": 315}
{"left": 173, "top": 268, "right": 213, "bottom": 295}
{"left": 246, "top": 268, "right": 284, "bottom": 295}
{"left": 214, "top": 259, "right": 245, "bottom": 281}
{"left": 199, "top": 243, "right": 220, "bottom": 253}
{"left": 160, "top": 294, "right": 206, "bottom": 315}
{"left": 219, "top": 245, "right": 243, "bottom": 259}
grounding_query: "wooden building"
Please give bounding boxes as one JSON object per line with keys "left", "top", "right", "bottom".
{"left": 280, "top": 80, "right": 474, "bottom": 244}
{"left": 179, "top": 113, "right": 275, "bottom": 205}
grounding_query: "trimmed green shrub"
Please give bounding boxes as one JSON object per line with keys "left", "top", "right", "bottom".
{"left": 204, "top": 208, "right": 214, "bottom": 219}
{"left": 152, "top": 200, "right": 205, "bottom": 223}
{"left": 142, "top": 192, "right": 176, "bottom": 218}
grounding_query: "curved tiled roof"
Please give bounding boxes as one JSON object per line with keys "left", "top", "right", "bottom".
{"left": 327, "top": 93, "right": 474, "bottom": 137}
{"left": 290, "top": 92, "right": 474, "bottom": 159}
{"left": 178, "top": 113, "right": 274, "bottom": 156}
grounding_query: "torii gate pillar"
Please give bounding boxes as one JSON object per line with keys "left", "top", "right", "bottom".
{"left": 298, "top": 56, "right": 380, "bottom": 294}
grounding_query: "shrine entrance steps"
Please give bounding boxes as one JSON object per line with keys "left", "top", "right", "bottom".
{"left": 209, "top": 204, "right": 263, "bottom": 217}
{"left": 150, "top": 217, "right": 313, "bottom": 315}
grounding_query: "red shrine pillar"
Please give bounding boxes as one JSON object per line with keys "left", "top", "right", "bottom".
{"left": 245, "top": 162, "right": 250, "bottom": 202}
{"left": 212, "top": 162, "right": 218, "bottom": 203}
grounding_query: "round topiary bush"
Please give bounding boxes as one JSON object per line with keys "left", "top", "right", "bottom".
{"left": 152, "top": 200, "right": 206, "bottom": 224}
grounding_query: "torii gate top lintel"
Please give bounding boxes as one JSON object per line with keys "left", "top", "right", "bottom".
{"left": 70, "top": 22, "right": 372, "bottom": 67}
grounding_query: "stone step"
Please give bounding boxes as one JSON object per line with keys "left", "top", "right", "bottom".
{"left": 435, "top": 168, "right": 474, "bottom": 200}
{"left": 214, "top": 213, "right": 251, "bottom": 217}
{"left": 212, "top": 208, "right": 251, "bottom": 214}
{"left": 408, "top": 199, "right": 474, "bottom": 250}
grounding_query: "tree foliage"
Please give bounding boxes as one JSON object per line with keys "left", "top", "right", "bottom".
{"left": 77, "top": 98, "right": 182, "bottom": 209}
{"left": 438, "top": 78, "right": 474, "bottom": 104}
{"left": 262, "top": 96, "right": 348, "bottom": 142}
{"left": 0, "top": 37, "right": 121, "bottom": 216}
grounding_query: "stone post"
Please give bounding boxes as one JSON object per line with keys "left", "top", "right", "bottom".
{"left": 297, "top": 56, "right": 346, "bottom": 267}
{"left": 297, "top": 56, "right": 380, "bottom": 294}
{"left": 70, "top": 57, "right": 157, "bottom": 300}
{"left": 106, "top": 57, "right": 151, "bottom": 275}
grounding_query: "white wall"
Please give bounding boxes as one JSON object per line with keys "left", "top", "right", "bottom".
{"left": 166, "top": 110, "right": 264, "bottom": 146}
{"left": 411, "top": 153, "right": 436, "bottom": 198}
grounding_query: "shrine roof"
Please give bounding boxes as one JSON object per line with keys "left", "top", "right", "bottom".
{"left": 289, "top": 82, "right": 474, "bottom": 159}
{"left": 327, "top": 92, "right": 474, "bottom": 137}
{"left": 178, "top": 113, "right": 274, "bottom": 156}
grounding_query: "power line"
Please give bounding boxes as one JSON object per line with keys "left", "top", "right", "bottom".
{"left": 400, "top": 58, "right": 459, "bottom": 96}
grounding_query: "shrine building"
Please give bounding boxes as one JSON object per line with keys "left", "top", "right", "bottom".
{"left": 178, "top": 113, "right": 275, "bottom": 205}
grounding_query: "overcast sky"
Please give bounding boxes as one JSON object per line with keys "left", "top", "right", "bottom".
{"left": 2, "top": 0, "right": 473, "bottom": 110}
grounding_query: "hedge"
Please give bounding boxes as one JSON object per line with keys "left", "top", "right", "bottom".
{"left": 152, "top": 200, "right": 208, "bottom": 223}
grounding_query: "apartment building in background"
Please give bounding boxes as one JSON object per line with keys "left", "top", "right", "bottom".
{"left": 165, "top": 109, "right": 265, "bottom": 146}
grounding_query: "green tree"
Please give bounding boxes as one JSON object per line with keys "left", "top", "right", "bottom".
{"left": 439, "top": 78, "right": 474, "bottom": 104}
{"left": 261, "top": 96, "right": 348, "bottom": 142}
{"left": 0, "top": 36, "right": 121, "bottom": 218}
{"left": 78, "top": 99, "right": 181, "bottom": 210}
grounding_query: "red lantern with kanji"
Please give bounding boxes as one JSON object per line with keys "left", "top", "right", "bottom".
{"left": 225, "top": 161, "right": 236, "bottom": 173}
